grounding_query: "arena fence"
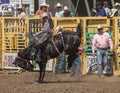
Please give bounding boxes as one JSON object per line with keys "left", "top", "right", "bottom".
{"left": 112, "top": 17, "right": 120, "bottom": 76}
{"left": 0, "top": 16, "right": 120, "bottom": 76}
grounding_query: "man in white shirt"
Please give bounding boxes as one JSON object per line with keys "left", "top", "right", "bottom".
{"left": 55, "top": 3, "right": 63, "bottom": 17}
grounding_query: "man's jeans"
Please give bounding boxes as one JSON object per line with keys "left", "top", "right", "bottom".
{"left": 55, "top": 52, "right": 65, "bottom": 73}
{"left": 70, "top": 55, "right": 81, "bottom": 76}
{"left": 97, "top": 49, "right": 108, "bottom": 75}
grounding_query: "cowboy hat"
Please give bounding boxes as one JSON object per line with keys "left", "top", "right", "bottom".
{"left": 40, "top": 3, "right": 49, "bottom": 7}
{"left": 97, "top": 25, "right": 103, "bottom": 29}
{"left": 56, "top": 26, "right": 63, "bottom": 33}
{"left": 63, "top": 6, "right": 69, "bottom": 10}
{"left": 55, "top": 3, "right": 63, "bottom": 8}
{"left": 114, "top": 2, "right": 120, "bottom": 6}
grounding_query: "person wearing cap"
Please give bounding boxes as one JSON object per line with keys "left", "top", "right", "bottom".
{"left": 103, "top": 0, "right": 110, "bottom": 16}
{"left": 109, "top": 2, "right": 120, "bottom": 18}
{"left": 95, "top": 1, "right": 106, "bottom": 16}
{"left": 56, "top": 26, "right": 63, "bottom": 34}
{"left": 33, "top": 12, "right": 53, "bottom": 37}
{"left": 30, "top": 12, "right": 54, "bottom": 62}
{"left": 92, "top": 25, "right": 113, "bottom": 78}
{"left": 55, "top": 3, "right": 63, "bottom": 17}
{"left": 54, "top": 26, "right": 65, "bottom": 74}
{"left": 61, "top": 6, "right": 74, "bottom": 17}
{"left": 35, "top": 3, "right": 52, "bottom": 17}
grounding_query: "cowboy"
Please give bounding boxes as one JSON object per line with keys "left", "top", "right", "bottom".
{"left": 55, "top": 3, "right": 63, "bottom": 17}
{"left": 56, "top": 26, "right": 63, "bottom": 34}
{"left": 95, "top": 1, "right": 106, "bottom": 16}
{"left": 28, "top": 12, "right": 53, "bottom": 62}
{"left": 109, "top": 2, "right": 120, "bottom": 17}
{"left": 35, "top": 3, "right": 52, "bottom": 17}
{"left": 92, "top": 25, "right": 113, "bottom": 78}
{"left": 32, "top": 13, "right": 53, "bottom": 42}
{"left": 54, "top": 26, "right": 65, "bottom": 74}
{"left": 61, "top": 6, "right": 74, "bottom": 17}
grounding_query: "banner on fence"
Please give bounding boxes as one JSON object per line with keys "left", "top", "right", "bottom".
{"left": 3, "top": 54, "right": 18, "bottom": 69}
{"left": 86, "top": 56, "right": 113, "bottom": 74}
{"left": 3, "top": 53, "right": 53, "bottom": 71}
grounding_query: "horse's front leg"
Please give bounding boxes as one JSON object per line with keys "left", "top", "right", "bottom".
{"left": 38, "top": 61, "right": 46, "bottom": 83}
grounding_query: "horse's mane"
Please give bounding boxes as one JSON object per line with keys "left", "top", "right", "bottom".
{"left": 62, "top": 30, "right": 76, "bottom": 34}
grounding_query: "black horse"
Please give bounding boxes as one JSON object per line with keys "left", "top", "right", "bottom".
{"left": 13, "top": 23, "right": 82, "bottom": 83}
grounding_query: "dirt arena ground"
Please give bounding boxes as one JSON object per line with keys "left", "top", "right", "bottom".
{"left": 0, "top": 70, "right": 120, "bottom": 93}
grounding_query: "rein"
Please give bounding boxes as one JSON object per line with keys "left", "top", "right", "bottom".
{"left": 18, "top": 57, "right": 30, "bottom": 67}
{"left": 18, "top": 57, "right": 30, "bottom": 62}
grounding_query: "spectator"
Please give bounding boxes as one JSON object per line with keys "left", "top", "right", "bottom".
{"left": 95, "top": 1, "right": 106, "bottom": 16}
{"left": 91, "top": 8, "right": 97, "bottom": 16}
{"left": 109, "top": 2, "right": 120, "bottom": 18}
{"left": 54, "top": 26, "right": 65, "bottom": 74}
{"left": 35, "top": 3, "right": 52, "bottom": 17}
{"left": 55, "top": 3, "right": 63, "bottom": 17}
{"left": 103, "top": 0, "right": 110, "bottom": 16}
{"left": 92, "top": 25, "right": 113, "bottom": 78}
{"left": 61, "top": 6, "right": 74, "bottom": 17}
{"left": 3, "top": 6, "right": 8, "bottom": 13}
{"left": 17, "top": 6, "right": 26, "bottom": 20}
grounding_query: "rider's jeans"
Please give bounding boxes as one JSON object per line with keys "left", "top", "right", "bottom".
{"left": 97, "top": 49, "right": 108, "bottom": 75}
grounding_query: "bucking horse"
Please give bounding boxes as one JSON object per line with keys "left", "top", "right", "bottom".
{"left": 13, "top": 23, "right": 82, "bottom": 83}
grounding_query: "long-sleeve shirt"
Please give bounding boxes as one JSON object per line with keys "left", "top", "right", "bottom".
{"left": 96, "top": 8, "right": 106, "bottom": 16}
{"left": 92, "top": 32, "right": 113, "bottom": 53}
{"left": 55, "top": 11, "right": 63, "bottom": 17}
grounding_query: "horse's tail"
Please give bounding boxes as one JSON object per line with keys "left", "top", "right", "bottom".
{"left": 76, "top": 23, "right": 82, "bottom": 39}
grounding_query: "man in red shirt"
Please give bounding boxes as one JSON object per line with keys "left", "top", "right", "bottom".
{"left": 35, "top": 3, "right": 49, "bottom": 17}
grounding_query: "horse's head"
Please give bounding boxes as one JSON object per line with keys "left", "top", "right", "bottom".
{"left": 13, "top": 57, "right": 34, "bottom": 71}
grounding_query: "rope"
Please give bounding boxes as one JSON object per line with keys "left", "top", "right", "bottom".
{"left": 51, "top": 40, "right": 61, "bottom": 55}
{"left": 51, "top": 33, "right": 65, "bottom": 55}
{"left": 18, "top": 57, "right": 30, "bottom": 68}
{"left": 60, "top": 33, "right": 66, "bottom": 50}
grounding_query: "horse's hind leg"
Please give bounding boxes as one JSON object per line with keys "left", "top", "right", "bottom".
{"left": 38, "top": 61, "right": 46, "bottom": 83}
